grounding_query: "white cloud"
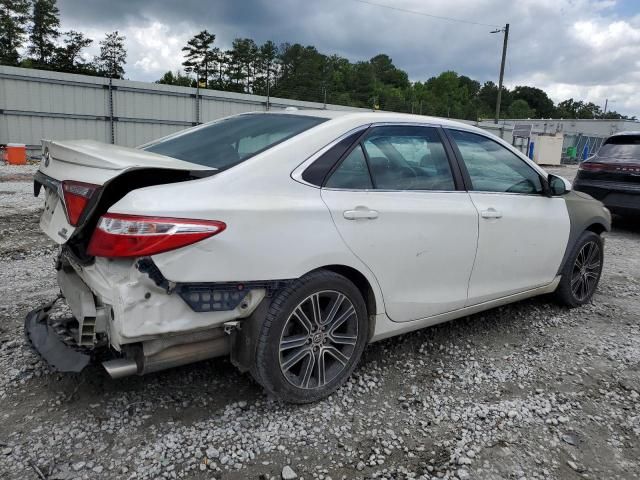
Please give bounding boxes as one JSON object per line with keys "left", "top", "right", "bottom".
{"left": 130, "top": 22, "right": 190, "bottom": 74}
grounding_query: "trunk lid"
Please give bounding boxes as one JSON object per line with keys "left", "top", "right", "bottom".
{"left": 36, "top": 139, "right": 215, "bottom": 245}
{"left": 39, "top": 139, "right": 212, "bottom": 185}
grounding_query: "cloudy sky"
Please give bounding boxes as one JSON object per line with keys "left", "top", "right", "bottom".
{"left": 57, "top": 0, "right": 640, "bottom": 117}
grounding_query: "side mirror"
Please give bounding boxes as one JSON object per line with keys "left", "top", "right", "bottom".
{"left": 548, "top": 174, "right": 570, "bottom": 196}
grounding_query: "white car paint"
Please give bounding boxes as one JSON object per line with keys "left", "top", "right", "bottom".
{"left": 41, "top": 139, "right": 212, "bottom": 184}
{"left": 321, "top": 189, "right": 478, "bottom": 321}
{"left": 466, "top": 193, "right": 570, "bottom": 304}
{"left": 37, "top": 110, "right": 571, "bottom": 348}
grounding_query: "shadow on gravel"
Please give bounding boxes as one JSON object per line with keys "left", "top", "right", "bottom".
{"left": 26, "top": 355, "right": 264, "bottom": 428}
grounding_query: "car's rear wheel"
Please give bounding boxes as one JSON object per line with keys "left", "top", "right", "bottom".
{"left": 555, "top": 231, "right": 604, "bottom": 307}
{"left": 252, "top": 270, "right": 368, "bottom": 403}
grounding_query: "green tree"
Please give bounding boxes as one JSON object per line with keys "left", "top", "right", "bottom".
{"left": 477, "top": 81, "right": 511, "bottom": 118}
{"left": 28, "top": 0, "right": 60, "bottom": 66}
{"left": 275, "top": 43, "right": 326, "bottom": 102}
{"left": 555, "top": 98, "right": 578, "bottom": 118}
{"left": 226, "top": 38, "right": 259, "bottom": 92}
{"left": 182, "top": 30, "right": 217, "bottom": 87}
{"left": 576, "top": 101, "right": 602, "bottom": 119}
{"left": 511, "top": 86, "right": 554, "bottom": 118}
{"left": 0, "top": 0, "right": 31, "bottom": 65}
{"left": 350, "top": 61, "right": 376, "bottom": 107}
{"left": 95, "top": 31, "right": 126, "bottom": 78}
{"left": 253, "top": 40, "right": 278, "bottom": 95}
{"left": 370, "top": 54, "right": 409, "bottom": 89}
{"left": 54, "top": 30, "right": 92, "bottom": 73}
{"left": 156, "top": 70, "right": 193, "bottom": 87}
{"left": 507, "top": 99, "right": 535, "bottom": 118}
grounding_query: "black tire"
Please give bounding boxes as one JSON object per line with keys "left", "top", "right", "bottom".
{"left": 251, "top": 270, "right": 368, "bottom": 403}
{"left": 554, "top": 231, "right": 604, "bottom": 308}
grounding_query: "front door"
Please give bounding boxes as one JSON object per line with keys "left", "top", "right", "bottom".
{"left": 321, "top": 125, "right": 479, "bottom": 322}
{"left": 446, "top": 129, "right": 570, "bottom": 304}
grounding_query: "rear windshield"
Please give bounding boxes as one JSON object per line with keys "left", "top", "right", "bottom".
{"left": 598, "top": 135, "right": 640, "bottom": 160}
{"left": 144, "top": 113, "right": 327, "bottom": 170}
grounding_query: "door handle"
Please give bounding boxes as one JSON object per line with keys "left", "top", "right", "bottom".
{"left": 480, "top": 208, "right": 502, "bottom": 219}
{"left": 343, "top": 208, "right": 379, "bottom": 220}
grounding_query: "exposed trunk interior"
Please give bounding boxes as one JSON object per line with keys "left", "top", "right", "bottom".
{"left": 62, "top": 168, "right": 215, "bottom": 264}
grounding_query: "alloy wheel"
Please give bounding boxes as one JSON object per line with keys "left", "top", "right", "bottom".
{"left": 571, "top": 240, "right": 601, "bottom": 302}
{"left": 279, "top": 290, "right": 358, "bottom": 389}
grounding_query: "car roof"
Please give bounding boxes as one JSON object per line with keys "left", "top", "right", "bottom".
{"left": 608, "top": 130, "right": 640, "bottom": 138}
{"left": 259, "top": 109, "right": 475, "bottom": 130}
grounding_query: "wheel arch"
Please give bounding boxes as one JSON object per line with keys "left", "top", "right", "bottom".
{"left": 310, "top": 264, "right": 380, "bottom": 341}
{"left": 585, "top": 222, "right": 608, "bottom": 235}
{"left": 558, "top": 192, "right": 611, "bottom": 275}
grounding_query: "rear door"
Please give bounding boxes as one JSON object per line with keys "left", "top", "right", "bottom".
{"left": 446, "top": 129, "right": 569, "bottom": 304}
{"left": 321, "top": 125, "right": 479, "bottom": 322}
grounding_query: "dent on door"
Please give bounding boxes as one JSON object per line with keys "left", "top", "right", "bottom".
{"left": 321, "top": 189, "right": 479, "bottom": 322}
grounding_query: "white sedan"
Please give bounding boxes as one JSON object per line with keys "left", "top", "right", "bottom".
{"left": 27, "top": 110, "right": 611, "bottom": 403}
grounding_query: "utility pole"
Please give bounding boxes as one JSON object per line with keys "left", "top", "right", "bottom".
{"left": 492, "top": 23, "right": 509, "bottom": 124}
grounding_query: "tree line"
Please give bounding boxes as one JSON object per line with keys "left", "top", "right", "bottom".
{"left": 1, "top": 0, "right": 126, "bottom": 77}
{"left": 162, "top": 32, "right": 633, "bottom": 121}
{"left": 1, "top": 0, "right": 634, "bottom": 120}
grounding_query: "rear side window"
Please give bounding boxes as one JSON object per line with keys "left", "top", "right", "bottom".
{"left": 362, "top": 126, "right": 454, "bottom": 190}
{"left": 325, "top": 145, "right": 373, "bottom": 189}
{"left": 301, "top": 129, "right": 366, "bottom": 186}
{"left": 598, "top": 135, "right": 640, "bottom": 161}
{"left": 324, "top": 125, "right": 455, "bottom": 191}
{"left": 144, "top": 114, "right": 326, "bottom": 170}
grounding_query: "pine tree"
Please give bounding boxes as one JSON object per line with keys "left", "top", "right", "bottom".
{"left": 157, "top": 70, "right": 193, "bottom": 87}
{"left": 253, "top": 40, "right": 278, "bottom": 95}
{"left": 28, "top": 0, "right": 60, "bottom": 66}
{"left": 228, "top": 38, "right": 258, "bottom": 92}
{"left": 182, "top": 30, "right": 216, "bottom": 87}
{"left": 0, "top": 0, "right": 31, "bottom": 65}
{"left": 96, "top": 31, "right": 126, "bottom": 78}
{"left": 54, "top": 30, "right": 92, "bottom": 73}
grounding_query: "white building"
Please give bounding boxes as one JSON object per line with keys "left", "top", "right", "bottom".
{"left": 476, "top": 118, "right": 640, "bottom": 137}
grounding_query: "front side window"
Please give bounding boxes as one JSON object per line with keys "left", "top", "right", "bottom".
{"left": 358, "top": 126, "right": 455, "bottom": 190}
{"left": 144, "top": 113, "right": 326, "bottom": 170}
{"left": 449, "top": 129, "right": 543, "bottom": 194}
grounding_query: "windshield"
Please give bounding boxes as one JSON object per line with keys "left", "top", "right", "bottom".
{"left": 598, "top": 135, "right": 640, "bottom": 160}
{"left": 144, "top": 113, "right": 327, "bottom": 170}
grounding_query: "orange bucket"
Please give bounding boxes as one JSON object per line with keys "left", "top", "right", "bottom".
{"left": 3, "top": 143, "right": 27, "bottom": 165}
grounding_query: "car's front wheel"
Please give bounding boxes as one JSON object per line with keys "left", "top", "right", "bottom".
{"left": 555, "top": 230, "right": 604, "bottom": 307}
{"left": 252, "top": 270, "right": 368, "bottom": 403}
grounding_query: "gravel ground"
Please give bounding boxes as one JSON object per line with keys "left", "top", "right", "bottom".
{"left": 0, "top": 163, "right": 639, "bottom": 480}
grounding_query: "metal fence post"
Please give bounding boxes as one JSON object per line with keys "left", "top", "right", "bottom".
{"left": 195, "top": 81, "right": 200, "bottom": 124}
{"left": 108, "top": 76, "right": 115, "bottom": 144}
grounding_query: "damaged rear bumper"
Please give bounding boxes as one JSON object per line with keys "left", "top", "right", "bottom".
{"left": 24, "top": 298, "right": 92, "bottom": 373}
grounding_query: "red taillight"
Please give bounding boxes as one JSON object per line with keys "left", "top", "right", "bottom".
{"left": 87, "top": 213, "right": 226, "bottom": 258}
{"left": 579, "top": 161, "right": 640, "bottom": 173}
{"left": 62, "top": 180, "right": 99, "bottom": 226}
{"left": 579, "top": 162, "right": 606, "bottom": 172}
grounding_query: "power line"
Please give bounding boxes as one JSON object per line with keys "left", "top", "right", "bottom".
{"left": 351, "top": 0, "right": 502, "bottom": 28}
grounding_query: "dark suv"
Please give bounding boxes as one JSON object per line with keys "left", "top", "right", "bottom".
{"left": 574, "top": 131, "right": 640, "bottom": 217}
